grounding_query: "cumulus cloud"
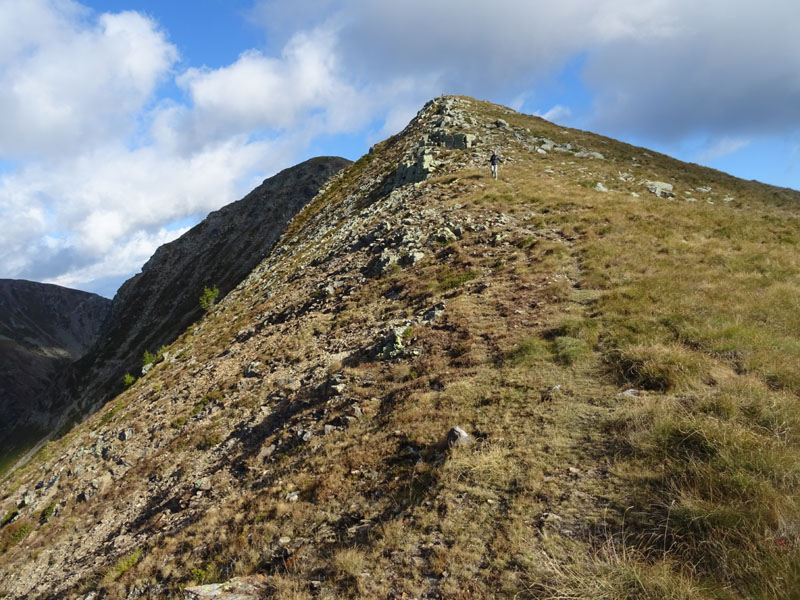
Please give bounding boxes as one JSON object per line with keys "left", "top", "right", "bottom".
{"left": 46, "top": 226, "right": 190, "bottom": 291}
{"left": 583, "top": 0, "right": 800, "bottom": 140}
{"left": 699, "top": 137, "right": 751, "bottom": 162}
{"left": 0, "top": 0, "right": 177, "bottom": 158}
{"left": 0, "top": 1, "right": 313, "bottom": 295}
{"left": 0, "top": 137, "right": 284, "bottom": 290}
{"left": 249, "top": 0, "right": 800, "bottom": 142}
{"left": 174, "top": 27, "right": 367, "bottom": 144}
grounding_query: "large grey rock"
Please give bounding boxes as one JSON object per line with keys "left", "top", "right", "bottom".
{"left": 647, "top": 181, "right": 675, "bottom": 198}
{"left": 395, "top": 149, "right": 437, "bottom": 186}
{"left": 377, "top": 326, "right": 411, "bottom": 359}
{"left": 446, "top": 426, "right": 473, "bottom": 448}
{"left": 430, "top": 131, "right": 477, "bottom": 149}
{"left": 184, "top": 576, "right": 267, "bottom": 599}
{"left": 367, "top": 250, "right": 399, "bottom": 276}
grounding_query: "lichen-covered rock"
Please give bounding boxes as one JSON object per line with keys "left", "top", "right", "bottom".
{"left": 647, "top": 181, "right": 675, "bottom": 198}
{"left": 184, "top": 576, "right": 268, "bottom": 599}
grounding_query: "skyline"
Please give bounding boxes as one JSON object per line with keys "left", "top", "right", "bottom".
{"left": 1, "top": 0, "right": 798, "bottom": 298}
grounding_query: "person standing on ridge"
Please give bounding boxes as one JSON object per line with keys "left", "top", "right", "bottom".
{"left": 489, "top": 149, "right": 503, "bottom": 179}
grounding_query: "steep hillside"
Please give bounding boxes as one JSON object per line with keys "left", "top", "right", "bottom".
{"left": 58, "top": 156, "right": 350, "bottom": 429}
{"left": 0, "top": 280, "right": 110, "bottom": 473}
{"left": 2, "top": 97, "right": 799, "bottom": 600}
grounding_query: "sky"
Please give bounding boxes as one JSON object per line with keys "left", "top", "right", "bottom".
{"left": 1, "top": 0, "right": 799, "bottom": 298}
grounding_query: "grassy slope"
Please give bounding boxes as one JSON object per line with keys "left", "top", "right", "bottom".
{"left": 1, "top": 97, "right": 800, "bottom": 599}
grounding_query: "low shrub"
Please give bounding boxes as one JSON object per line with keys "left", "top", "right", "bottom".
{"left": 199, "top": 286, "right": 220, "bottom": 311}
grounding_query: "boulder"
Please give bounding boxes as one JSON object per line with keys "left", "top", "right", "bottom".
{"left": 184, "top": 576, "right": 267, "bottom": 600}
{"left": 646, "top": 181, "right": 675, "bottom": 198}
{"left": 446, "top": 426, "right": 473, "bottom": 448}
{"left": 430, "top": 131, "right": 477, "bottom": 149}
{"left": 377, "top": 326, "right": 410, "bottom": 359}
{"left": 367, "top": 250, "right": 399, "bottom": 276}
{"left": 244, "top": 362, "right": 263, "bottom": 378}
{"left": 434, "top": 227, "right": 458, "bottom": 244}
{"left": 400, "top": 250, "right": 425, "bottom": 267}
{"left": 422, "top": 303, "right": 446, "bottom": 322}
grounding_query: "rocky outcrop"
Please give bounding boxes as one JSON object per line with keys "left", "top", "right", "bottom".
{"left": 0, "top": 280, "right": 110, "bottom": 463}
{"left": 60, "top": 156, "right": 350, "bottom": 424}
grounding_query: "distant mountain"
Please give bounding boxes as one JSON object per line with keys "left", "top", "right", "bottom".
{"left": 60, "top": 155, "right": 351, "bottom": 423}
{"left": 0, "top": 279, "right": 110, "bottom": 468}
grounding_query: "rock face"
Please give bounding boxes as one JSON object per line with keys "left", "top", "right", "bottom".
{"left": 61, "top": 156, "right": 351, "bottom": 425}
{"left": 0, "top": 280, "right": 110, "bottom": 463}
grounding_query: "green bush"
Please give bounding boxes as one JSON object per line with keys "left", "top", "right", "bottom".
{"left": 142, "top": 350, "right": 157, "bottom": 367}
{"left": 0, "top": 520, "right": 32, "bottom": 551}
{"left": 199, "top": 285, "right": 220, "bottom": 311}
{"left": 122, "top": 373, "right": 136, "bottom": 389}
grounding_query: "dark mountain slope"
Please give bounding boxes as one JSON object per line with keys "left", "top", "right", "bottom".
{"left": 0, "top": 280, "right": 110, "bottom": 470}
{"left": 61, "top": 156, "right": 351, "bottom": 422}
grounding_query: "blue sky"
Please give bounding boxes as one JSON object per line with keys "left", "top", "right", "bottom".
{"left": 1, "top": 0, "right": 798, "bottom": 298}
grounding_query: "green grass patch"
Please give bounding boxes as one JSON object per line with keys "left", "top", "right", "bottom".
{"left": 103, "top": 548, "right": 141, "bottom": 584}
{"left": 1, "top": 510, "right": 18, "bottom": 527}
{"left": 436, "top": 268, "right": 478, "bottom": 291}
{"left": 609, "top": 343, "right": 709, "bottom": 391}
{"left": 552, "top": 336, "right": 591, "bottom": 365}
{"left": 99, "top": 401, "right": 124, "bottom": 426}
{"left": 0, "top": 520, "right": 32, "bottom": 552}
{"left": 39, "top": 502, "right": 56, "bottom": 523}
{"left": 503, "top": 336, "right": 551, "bottom": 366}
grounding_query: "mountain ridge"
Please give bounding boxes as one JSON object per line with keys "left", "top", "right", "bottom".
{"left": 1, "top": 95, "right": 799, "bottom": 599}
{"left": 3, "top": 156, "right": 350, "bottom": 474}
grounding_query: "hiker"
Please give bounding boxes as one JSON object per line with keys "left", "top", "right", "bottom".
{"left": 489, "top": 150, "right": 503, "bottom": 179}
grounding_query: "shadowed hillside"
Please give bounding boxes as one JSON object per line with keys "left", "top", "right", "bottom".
{"left": 1, "top": 97, "right": 799, "bottom": 600}
{"left": 0, "top": 280, "right": 110, "bottom": 473}
{"left": 51, "top": 156, "right": 350, "bottom": 438}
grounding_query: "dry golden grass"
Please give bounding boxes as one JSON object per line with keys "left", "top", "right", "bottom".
{"left": 3, "top": 97, "right": 800, "bottom": 599}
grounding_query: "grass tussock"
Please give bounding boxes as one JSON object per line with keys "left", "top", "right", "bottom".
{"left": 610, "top": 342, "right": 710, "bottom": 391}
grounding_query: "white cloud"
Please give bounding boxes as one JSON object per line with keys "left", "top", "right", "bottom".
{"left": 249, "top": 0, "right": 800, "bottom": 141}
{"left": 0, "top": 0, "right": 177, "bottom": 159}
{"left": 699, "top": 137, "right": 751, "bottom": 162}
{"left": 45, "top": 226, "right": 190, "bottom": 291}
{"left": 175, "top": 27, "right": 365, "bottom": 144}
{"left": 582, "top": 0, "right": 800, "bottom": 139}
{"left": 0, "top": 136, "right": 286, "bottom": 285}
{"left": 536, "top": 105, "right": 573, "bottom": 124}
